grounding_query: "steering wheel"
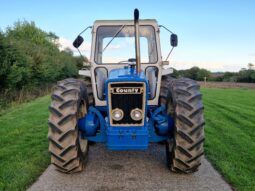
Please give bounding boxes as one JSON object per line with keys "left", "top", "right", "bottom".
{"left": 118, "top": 58, "right": 136, "bottom": 65}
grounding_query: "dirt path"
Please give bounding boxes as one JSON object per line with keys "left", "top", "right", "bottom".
{"left": 28, "top": 144, "right": 232, "bottom": 191}
{"left": 198, "top": 81, "right": 255, "bottom": 89}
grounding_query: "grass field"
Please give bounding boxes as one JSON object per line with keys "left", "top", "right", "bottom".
{"left": 0, "top": 88, "right": 255, "bottom": 190}
{"left": 202, "top": 88, "right": 255, "bottom": 191}
{"left": 0, "top": 96, "right": 50, "bottom": 191}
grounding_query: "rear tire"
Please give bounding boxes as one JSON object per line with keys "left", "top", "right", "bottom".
{"left": 48, "top": 78, "right": 93, "bottom": 173}
{"left": 160, "top": 76, "right": 205, "bottom": 173}
{"left": 83, "top": 77, "right": 94, "bottom": 106}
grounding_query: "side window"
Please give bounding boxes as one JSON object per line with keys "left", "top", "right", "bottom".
{"left": 140, "top": 37, "right": 149, "bottom": 63}
{"left": 145, "top": 66, "right": 158, "bottom": 100}
{"left": 95, "top": 67, "right": 108, "bottom": 100}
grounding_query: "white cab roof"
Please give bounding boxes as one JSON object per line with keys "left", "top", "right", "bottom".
{"left": 93, "top": 19, "right": 158, "bottom": 28}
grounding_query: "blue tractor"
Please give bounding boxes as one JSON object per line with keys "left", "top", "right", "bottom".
{"left": 48, "top": 9, "right": 205, "bottom": 174}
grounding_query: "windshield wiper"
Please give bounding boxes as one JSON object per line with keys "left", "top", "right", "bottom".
{"left": 103, "top": 25, "right": 125, "bottom": 52}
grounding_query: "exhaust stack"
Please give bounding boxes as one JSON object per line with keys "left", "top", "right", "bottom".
{"left": 134, "top": 9, "right": 141, "bottom": 74}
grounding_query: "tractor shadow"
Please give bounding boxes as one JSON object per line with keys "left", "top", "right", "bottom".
{"left": 89, "top": 143, "right": 167, "bottom": 171}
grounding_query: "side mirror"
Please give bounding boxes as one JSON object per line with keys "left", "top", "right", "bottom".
{"left": 170, "top": 34, "right": 178, "bottom": 47}
{"left": 73, "top": 35, "right": 84, "bottom": 48}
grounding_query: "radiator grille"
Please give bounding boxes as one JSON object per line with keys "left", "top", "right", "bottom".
{"left": 108, "top": 82, "right": 146, "bottom": 126}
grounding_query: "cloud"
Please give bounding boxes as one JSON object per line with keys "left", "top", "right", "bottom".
{"left": 172, "top": 60, "right": 224, "bottom": 70}
{"left": 105, "top": 44, "right": 122, "bottom": 50}
{"left": 169, "top": 60, "right": 244, "bottom": 72}
{"left": 102, "top": 56, "right": 127, "bottom": 63}
{"left": 248, "top": 52, "right": 255, "bottom": 57}
{"left": 57, "top": 37, "right": 122, "bottom": 56}
{"left": 56, "top": 37, "right": 246, "bottom": 72}
{"left": 57, "top": 37, "right": 91, "bottom": 54}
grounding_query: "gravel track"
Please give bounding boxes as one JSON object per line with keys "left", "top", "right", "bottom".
{"left": 28, "top": 143, "right": 232, "bottom": 191}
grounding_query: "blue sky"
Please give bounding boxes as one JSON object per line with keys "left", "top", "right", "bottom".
{"left": 1, "top": 0, "right": 255, "bottom": 72}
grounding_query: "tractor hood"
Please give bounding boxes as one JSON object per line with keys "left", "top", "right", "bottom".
{"left": 107, "top": 67, "right": 147, "bottom": 82}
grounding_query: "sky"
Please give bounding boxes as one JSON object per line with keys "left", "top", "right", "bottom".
{"left": 0, "top": 0, "right": 255, "bottom": 72}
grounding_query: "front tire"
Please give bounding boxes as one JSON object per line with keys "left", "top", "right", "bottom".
{"left": 160, "top": 76, "right": 205, "bottom": 173}
{"left": 48, "top": 78, "right": 91, "bottom": 173}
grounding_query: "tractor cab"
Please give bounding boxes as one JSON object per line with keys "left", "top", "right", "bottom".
{"left": 90, "top": 19, "right": 162, "bottom": 106}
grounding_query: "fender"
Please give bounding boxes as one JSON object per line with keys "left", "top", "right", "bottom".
{"left": 79, "top": 69, "right": 91, "bottom": 77}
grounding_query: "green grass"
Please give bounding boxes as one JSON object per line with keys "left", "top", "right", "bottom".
{"left": 0, "top": 96, "right": 51, "bottom": 191}
{"left": 0, "top": 89, "right": 255, "bottom": 190}
{"left": 202, "top": 88, "right": 255, "bottom": 191}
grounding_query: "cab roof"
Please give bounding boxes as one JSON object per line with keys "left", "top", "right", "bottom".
{"left": 93, "top": 19, "right": 158, "bottom": 28}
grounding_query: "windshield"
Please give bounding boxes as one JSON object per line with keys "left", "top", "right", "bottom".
{"left": 95, "top": 25, "right": 158, "bottom": 64}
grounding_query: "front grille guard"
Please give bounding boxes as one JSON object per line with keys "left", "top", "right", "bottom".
{"left": 108, "top": 82, "right": 146, "bottom": 126}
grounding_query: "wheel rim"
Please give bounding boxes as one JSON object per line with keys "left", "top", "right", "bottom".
{"left": 77, "top": 100, "right": 88, "bottom": 153}
{"left": 78, "top": 100, "right": 87, "bottom": 118}
{"left": 79, "top": 133, "right": 88, "bottom": 153}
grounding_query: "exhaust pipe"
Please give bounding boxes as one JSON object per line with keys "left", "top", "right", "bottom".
{"left": 134, "top": 9, "right": 141, "bottom": 74}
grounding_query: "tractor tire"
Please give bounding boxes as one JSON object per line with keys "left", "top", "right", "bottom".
{"left": 83, "top": 77, "right": 94, "bottom": 107}
{"left": 48, "top": 78, "right": 93, "bottom": 173}
{"left": 83, "top": 77, "right": 96, "bottom": 146}
{"left": 160, "top": 76, "right": 205, "bottom": 173}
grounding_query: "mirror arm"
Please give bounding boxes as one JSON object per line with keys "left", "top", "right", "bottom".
{"left": 78, "top": 26, "right": 92, "bottom": 36}
{"left": 165, "top": 47, "right": 174, "bottom": 61}
{"left": 159, "top": 25, "right": 174, "bottom": 34}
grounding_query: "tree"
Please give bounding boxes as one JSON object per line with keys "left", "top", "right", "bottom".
{"left": 248, "top": 63, "right": 254, "bottom": 70}
{"left": 197, "top": 68, "right": 210, "bottom": 81}
{"left": 1, "top": 20, "right": 80, "bottom": 90}
{"left": 223, "top": 72, "right": 236, "bottom": 82}
{"left": 176, "top": 67, "right": 210, "bottom": 81}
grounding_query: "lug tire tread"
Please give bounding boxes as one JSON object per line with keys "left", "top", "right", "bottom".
{"left": 48, "top": 78, "right": 93, "bottom": 173}
{"left": 161, "top": 76, "right": 205, "bottom": 173}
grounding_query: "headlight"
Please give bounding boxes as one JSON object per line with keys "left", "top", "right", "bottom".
{"left": 112, "top": 108, "right": 124, "bottom": 121}
{"left": 130, "top": 108, "right": 143, "bottom": 121}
